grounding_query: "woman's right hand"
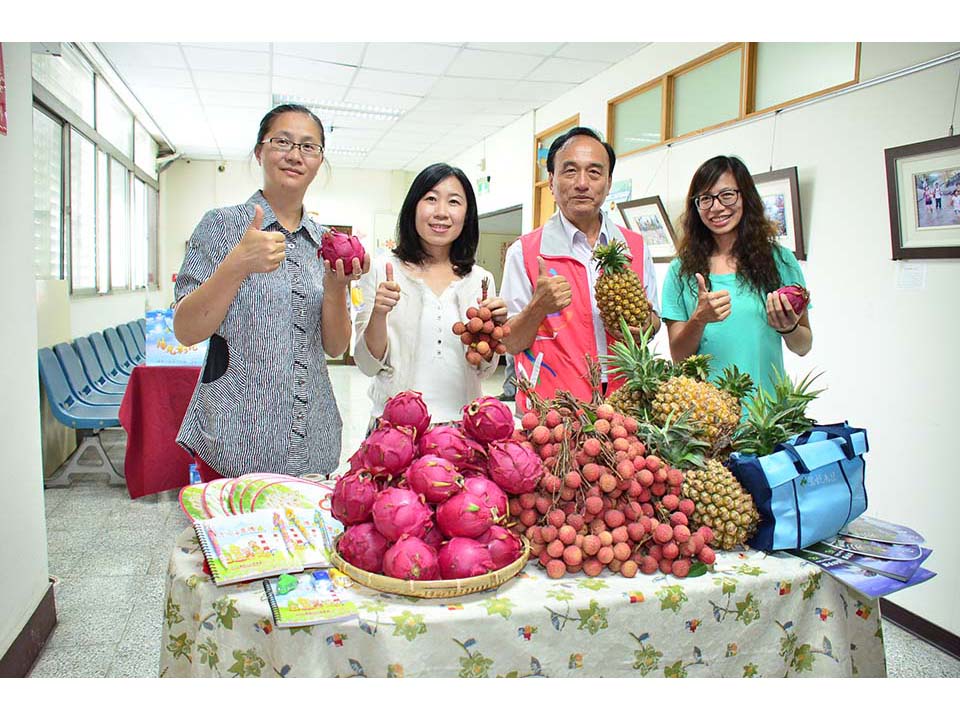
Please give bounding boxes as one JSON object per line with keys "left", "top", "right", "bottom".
{"left": 373, "top": 262, "right": 401, "bottom": 317}
{"left": 692, "top": 272, "right": 731, "bottom": 323}
{"left": 229, "top": 205, "right": 287, "bottom": 276}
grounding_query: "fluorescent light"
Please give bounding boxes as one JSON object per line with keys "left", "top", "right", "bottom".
{"left": 325, "top": 147, "right": 369, "bottom": 157}
{"left": 273, "top": 94, "right": 403, "bottom": 122}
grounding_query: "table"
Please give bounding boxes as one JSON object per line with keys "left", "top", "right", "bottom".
{"left": 159, "top": 528, "right": 886, "bottom": 678}
{"left": 118, "top": 365, "right": 201, "bottom": 499}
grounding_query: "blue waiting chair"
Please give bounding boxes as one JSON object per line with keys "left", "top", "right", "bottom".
{"left": 73, "top": 336, "right": 128, "bottom": 393}
{"left": 137, "top": 317, "right": 146, "bottom": 338}
{"left": 115, "top": 324, "right": 144, "bottom": 366}
{"left": 125, "top": 321, "right": 146, "bottom": 358}
{"left": 90, "top": 332, "right": 133, "bottom": 378}
{"left": 54, "top": 343, "right": 125, "bottom": 401}
{"left": 38, "top": 347, "right": 124, "bottom": 487}
{"left": 104, "top": 327, "right": 138, "bottom": 372}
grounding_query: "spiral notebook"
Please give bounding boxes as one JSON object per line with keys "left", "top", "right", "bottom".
{"left": 194, "top": 509, "right": 304, "bottom": 586}
{"left": 263, "top": 570, "right": 358, "bottom": 628}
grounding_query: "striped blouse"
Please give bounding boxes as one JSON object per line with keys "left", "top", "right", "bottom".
{"left": 174, "top": 190, "right": 343, "bottom": 477}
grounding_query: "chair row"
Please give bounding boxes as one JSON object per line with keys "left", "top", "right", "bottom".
{"left": 37, "top": 318, "right": 146, "bottom": 487}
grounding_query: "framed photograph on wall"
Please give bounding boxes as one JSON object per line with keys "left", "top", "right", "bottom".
{"left": 752, "top": 167, "right": 805, "bottom": 261}
{"left": 884, "top": 134, "right": 960, "bottom": 260}
{"left": 616, "top": 196, "right": 677, "bottom": 262}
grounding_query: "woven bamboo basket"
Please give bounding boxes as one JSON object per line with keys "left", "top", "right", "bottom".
{"left": 330, "top": 534, "right": 531, "bottom": 599}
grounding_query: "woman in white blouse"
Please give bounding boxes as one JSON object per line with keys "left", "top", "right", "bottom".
{"left": 354, "top": 163, "right": 507, "bottom": 427}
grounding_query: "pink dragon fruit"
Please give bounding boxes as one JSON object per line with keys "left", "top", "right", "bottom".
{"left": 418, "top": 425, "right": 485, "bottom": 472}
{"left": 486, "top": 440, "right": 544, "bottom": 494}
{"left": 404, "top": 454, "right": 462, "bottom": 504}
{"left": 478, "top": 525, "right": 523, "bottom": 570}
{"left": 437, "top": 537, "right": 496, "bottom": 579}
{"left": 382, "top": 535, "right": 440, "bottom": 580}
{"left": 436, "top": 491, "right": 494, "bottom": 538}
{"left": 422, "top": 525, "right": 445, "bottom": 549}
{"left": 775, "top": 284, "right": 810, "bottom": 315}
{"left": 319, "top": 230, "right": 366, "bottom": 272}
{"left": 331, "top": 470, "right": 378, "bottom": 525}
{"left": 462, "top": 395, "right": 515, "bottom": 444}
{"left": 338, "top": 522, "right": 389, "bottom": 573}
{"left": 382, "top": 390, "right": 431, "bottom": 438}
{"left": 461, "top": 473, "right": 508, "bottom": 519}
{"left": 371, "top": 486, "right": 433, "bottom": 541}
{"left": 360, "top": 422, "right": 417, "bottom": 480}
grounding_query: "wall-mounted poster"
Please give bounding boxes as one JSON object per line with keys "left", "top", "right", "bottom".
{"left": 752, "top": 167, "right": 805, "bottom": 260}
{"left": 616, "top": 196, "right": 677, "bottom": 263}
{"left": 0, "top": 44, "right": 8, "bottom": 136}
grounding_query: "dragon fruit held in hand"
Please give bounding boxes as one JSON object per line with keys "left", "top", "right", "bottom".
{"left": 418, "top": 425, "right": 485, "bottom": 471}
{"left": 436, "top": 491, "right": 495, "bottom": 539}
{"left": 382, "top": 390, "right": 432, "bottom": 439}
{"left": 461, "top": 473, "right": 508, "bottom": 518}
{"left": 462, "top": 395, "right": 515, "bottom": 444}
{"left": 486, "top": 440, "right": 544, "bottom": 494}
{"left": 775, "top": 284, "right": 810, "bottom": 315}
{"left": 438, "top": 537, "right": 497, "bottom": 579}
{"left": 382, "top": 536, "right": 440, "bottom": 580}
{"left": 360, "top": 423, "right": 417, "bottom": 479}
{"left": 331, "top": 469, "right": 378, "bottom": 525}
{"left": 478, "top": 525, "right": 523, "bottom": 570}
{"left": 371, "top": 486, "right": 433, "bottom": 541}
{"left": 404, "top": 455, "right": 462, "bottom": 504}
{"left": 338, "top": 522, "right": 389, "bottom": 573}
{"left": 319, "top": 230, "right": 366, "bottom": 272}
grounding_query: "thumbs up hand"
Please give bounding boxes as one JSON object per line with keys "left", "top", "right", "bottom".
{"left": 230, "top": 205, "right": 287, "bottom": 275}
{"left": 532, "top": 257, "right": 572, "bottom": 315}
{"left": 692, "top": 272, "right": 731, "bottom": 324}
{"left": 373, "top": 261, "right": 401, "bottom": 317}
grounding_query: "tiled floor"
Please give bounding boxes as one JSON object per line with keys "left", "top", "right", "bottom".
{"left": 28, "top": 366, "right": 960, "bottom": 677}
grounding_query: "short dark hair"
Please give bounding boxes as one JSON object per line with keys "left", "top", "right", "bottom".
{"left": 394, "top": 163, "right": 479, "bottom": 278}
{"left": 546, "top": 126, "right": 616, "bottom": 176}
{"left": 255, "top": 104, "right": 326, "bottom": 150}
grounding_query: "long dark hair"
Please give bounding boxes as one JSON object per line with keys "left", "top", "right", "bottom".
{"left": 676, "top": 155, "right": 782, "bottom": 296}
{"left": 394, "top": 164, "right": 479, "bottom": 277}
{"left": 255, "top": 104, "right": 326, "bottom": 151}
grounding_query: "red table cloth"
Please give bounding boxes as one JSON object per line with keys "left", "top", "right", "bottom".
{"left": 118, "top": 365, "right": 201, "bottom": 498}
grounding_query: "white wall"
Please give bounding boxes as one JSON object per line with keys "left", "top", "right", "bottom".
{"left": 0, "top": 42, "right": 50, "bottom": 659}
{"left": 158, "top": 159, "right": 414, "bottom": 304}
{"left": 454, "top": 42, "right": 960, "bottom": 635}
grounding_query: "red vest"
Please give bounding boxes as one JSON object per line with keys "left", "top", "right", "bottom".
{"left": 515, "top": 213, "right": 647, "bottom": 414}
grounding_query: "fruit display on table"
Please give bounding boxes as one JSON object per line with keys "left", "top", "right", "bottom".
{"left": 331, "top": 391, "right": 531, "bottom": 590}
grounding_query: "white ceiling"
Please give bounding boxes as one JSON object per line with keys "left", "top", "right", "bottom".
{"left": 97, "top": 42, "right": 648, "bottom": 171}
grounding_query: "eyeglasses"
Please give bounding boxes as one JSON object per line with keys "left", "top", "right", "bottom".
{"left": 693, "top": 189, "right": 740, "bottom": 210}
{"left": 261, "top": 137, "right": 324, "bottom": 157}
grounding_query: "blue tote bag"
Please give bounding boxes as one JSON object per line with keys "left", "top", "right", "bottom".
{"left": 727, "top": 422, "right": 868, "bottom": 551}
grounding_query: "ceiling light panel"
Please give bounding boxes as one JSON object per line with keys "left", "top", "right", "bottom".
{"left": 343, "top": 88, "right": 424, "bottom": 112}
{"left": 272, "top": 78, "right": 349, "bottom": 103}
{"left": 444, "top": 49, "right": 545, "bottom": 80}
{"left": 361, "top": 43, "right": 462, "bottom": 75}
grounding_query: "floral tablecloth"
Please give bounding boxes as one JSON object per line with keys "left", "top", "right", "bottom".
{"left": 160, "top": 528, "right": 886, "bottom": 678}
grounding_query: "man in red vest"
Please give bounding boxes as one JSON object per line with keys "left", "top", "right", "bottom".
{"left": 501, "top": 127, "right": 661, "bottom": 413}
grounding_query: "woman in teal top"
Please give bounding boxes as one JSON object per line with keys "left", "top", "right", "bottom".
{"left": 661, "top": 156, "right": 812, "bottom": 396}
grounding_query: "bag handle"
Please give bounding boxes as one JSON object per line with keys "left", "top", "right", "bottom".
{"left": 773, "top": 443, "right": 811, "bottom": 474}
{"left": 792, "top": 422, "right": 863, "bottom": 461}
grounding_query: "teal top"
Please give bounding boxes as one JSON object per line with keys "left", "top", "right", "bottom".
{"left": 660, "top": 245, "right": 807, "bottom": 397}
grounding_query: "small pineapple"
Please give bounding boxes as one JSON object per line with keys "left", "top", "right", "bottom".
{"left": 594, "top": 241, "right": 652, "bottom": 335}
{"left": 604, "top": 322, "right": 670, "bottom": 417}
{"left": 732, "top": 368, "right": 824, "bottom": 457}
{"left": 638, "top": 413, "right": 760, "bottom": 551}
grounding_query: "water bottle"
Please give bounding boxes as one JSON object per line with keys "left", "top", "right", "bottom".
{"left": 189, "top": 463, "right": 201, "bottom": 485}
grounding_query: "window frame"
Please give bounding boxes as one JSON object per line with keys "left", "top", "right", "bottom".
{"left": 532, "top": 114, "right": 580, "bottom": 228}
{"left": 32, "top": 103, "right": 68, "bottom": 281}
{"left": 606, "top": 42, "right": 862, "bottom": 160}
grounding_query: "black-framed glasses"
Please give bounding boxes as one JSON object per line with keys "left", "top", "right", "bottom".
{"left": 694, "top": 189, "right": 740, "bottom": 210}
{"left": 261, "top": 137, "right": 324, "bottom": 157}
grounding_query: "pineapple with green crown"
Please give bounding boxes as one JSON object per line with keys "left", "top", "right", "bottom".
{"left": 732, "top": 367, "right": 824, "bottom": 457}
{"left": 593, "top": 240, "right": 652, "bottom": 336}
{"left": 605, "top": 319, "right": 754, "bottom": 457}
{"left": 638, "top": 412, "right": 760, "bottom": 551}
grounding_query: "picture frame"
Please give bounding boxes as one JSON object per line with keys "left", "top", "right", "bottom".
{"left": 752, "top": 167, "right": 805, "bottom": 261}
{"left": 616, "top": 196, "right": 677, "bottom": 263}
{"left": 884, "top": 134, "right": 960, "bottom": 260}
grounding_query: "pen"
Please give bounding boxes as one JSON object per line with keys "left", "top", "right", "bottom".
{"left": 286, "top": 507, "right": 316, "bottom": 550}
{"left": 273, "top": 511, "right": 296, "bottom": 559}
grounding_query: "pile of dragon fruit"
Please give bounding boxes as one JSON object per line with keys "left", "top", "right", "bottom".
{"left": 332, "top": 391, "right": 541, "bottom": 582}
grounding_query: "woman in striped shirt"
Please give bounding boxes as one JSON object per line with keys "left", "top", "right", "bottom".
{"left": 173, "top": 104, "right": 368, "bottom": 481}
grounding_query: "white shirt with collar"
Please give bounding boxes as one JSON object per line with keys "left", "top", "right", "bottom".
{"left": 500, "top": 209, "right": 660, "bottom": 380}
